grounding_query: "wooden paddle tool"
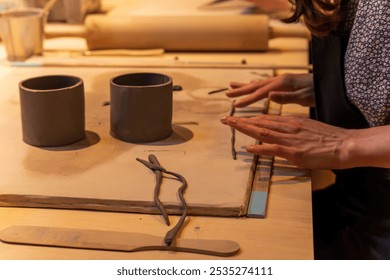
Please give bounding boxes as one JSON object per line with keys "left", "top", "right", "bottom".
{"left": 0, "top": 225, "right": 240, "bottom": 257}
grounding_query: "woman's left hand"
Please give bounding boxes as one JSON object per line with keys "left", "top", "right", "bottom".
{"left": 220, "top": 114, "right": 355, "bottom": 169}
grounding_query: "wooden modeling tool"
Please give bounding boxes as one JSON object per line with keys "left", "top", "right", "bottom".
{"left": 0, "top": 226, "right": 240, "bottom": 257}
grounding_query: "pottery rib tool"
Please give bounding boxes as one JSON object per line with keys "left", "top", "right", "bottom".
{"left": 0, "top": 226, "right": 240, "bottom": 257}
{"left": 44, "top": 14, "right": 309, "bottom": 51}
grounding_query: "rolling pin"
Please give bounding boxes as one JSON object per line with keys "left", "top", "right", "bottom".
{"left": 45, "top": 14, "right": 310, "bottom": 51}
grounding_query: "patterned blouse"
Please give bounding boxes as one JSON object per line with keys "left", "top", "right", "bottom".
{"left": 343, "top": 0, "right": 389, "bottom": 126}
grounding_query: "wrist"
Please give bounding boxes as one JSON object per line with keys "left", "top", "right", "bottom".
{"left": 341, "top": 130, "right": 365, "bottom": 168}
{"left": 342, "top": 126, "right": 390, "bottom": 168}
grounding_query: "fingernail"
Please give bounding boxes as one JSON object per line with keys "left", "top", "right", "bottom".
{"left": 220, "top": 115, "right": 228, "bottom": 124}
{"left": 227, "top": 117, "right": 238, "bottom": 124}
{"left": 246, "top": 145, "right": 255, "bottom": 151}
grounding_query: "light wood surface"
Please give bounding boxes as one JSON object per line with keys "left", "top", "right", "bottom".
{"left": 0, "top": 0, "right": 313, "bottom": 259}
{"left": 0, "top": 84, "right": 313, "bottom": 260}
{"left": 0, "top": 57, "right": 313, "bottom": 260}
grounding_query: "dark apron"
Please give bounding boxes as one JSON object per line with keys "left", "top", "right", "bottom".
{"left": 311, "top": 33, "right": 390, "bottom": 259}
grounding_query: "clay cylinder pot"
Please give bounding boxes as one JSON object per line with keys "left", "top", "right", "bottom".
{"left": 19, "top": 75, "right": 86, "bottom": 147}
{"left": 110, "top": 72, "right": 173, "bottom": 143}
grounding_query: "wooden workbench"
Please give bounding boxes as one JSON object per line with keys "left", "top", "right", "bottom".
{"left": 0, "top": 37, "right": 313, "bottom": 260}
{"left": 0, "top": 0, "right": 313, "bottom": 259}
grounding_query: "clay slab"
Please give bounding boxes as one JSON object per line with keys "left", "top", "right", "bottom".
{"left": 0, "top": 67, "right": 272, "bottom": 217}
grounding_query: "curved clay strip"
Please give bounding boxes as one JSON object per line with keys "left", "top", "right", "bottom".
{"left": 136, "top": 155, "right": 188, "bottom": 246}
{"left": 161, "top": 169, "right": 188, "bottom": 246}
{"left": 148, "top": 155, "right": 170, "bottom": 226}
{"left": 230, "top": 100, "right": 237, "bottom": 160}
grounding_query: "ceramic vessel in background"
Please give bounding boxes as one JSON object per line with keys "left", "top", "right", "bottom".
{"left": 110, "top": 72, "right": 173, "bottom": 143}
{"left": 19, "top": 75, "right": 86, "bottom": 147}
{"left": 22, "top": 0, "right": 101, "bottom": 23}
{"left": 0, "top": 7, "right": 46, "bottom": 61}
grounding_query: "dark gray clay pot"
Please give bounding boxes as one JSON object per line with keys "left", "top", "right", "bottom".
{"left": 110, "top": 73, "right": 173, "bottom": 143}
{"left": 19, "top": 75, "right": 85, "bottom": 147}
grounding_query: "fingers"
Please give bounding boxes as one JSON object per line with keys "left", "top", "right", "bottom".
{"left": 225, "top": 74, "right": 315, "bottom": 108}
{"left": 269, "top": 89, "right": 315, "bottom": 107}
{"left": 245, "top": 144, "right": 294, "bottom": 160}
{"left": 226, "top": 78, "right": 285, "bottom": 107}
{"left": 220, "top": 112, "right": 350, "bottom": 169}
{"left": 221, "top": 114, "right": 302, "bottom": 133}
{"left": 231, "top": 83, "right": 278, "bottom": 107}
{"left": 229, "top": 80, "right": 263, "bottom": 89}
{"left": 220, "top": 115, "right": 299, "bottom": 164}
{"left": 226, "top": 80, "right": 268, "bottom": 98}
{"left": 227, "top": 115, "right": 287, "bottom": 132}
{"left": 269, "top": 91, "right": 300, "bottom": 104}
{"left": 220, "top": 116, "right": 294, "bottom": 146}
{"left": 233, "top": 94, "right": 264, "bottom": 108}
{"left": 229, "top": 81, "right": 246, "bottom": 89}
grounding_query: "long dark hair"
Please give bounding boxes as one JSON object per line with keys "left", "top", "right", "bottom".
{"left": 284, "top": 0, "right": 342, "bottom": 36}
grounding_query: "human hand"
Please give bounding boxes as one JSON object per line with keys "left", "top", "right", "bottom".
{"left": 220, "top": 114, "right": 356, "bottom": 169}
{"left": 226, "top": 73, "right": 315, "bottom": 108}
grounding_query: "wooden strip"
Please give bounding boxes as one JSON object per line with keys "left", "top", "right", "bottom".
{"left": 233, "top": 103, "right": 268, "bottom": 216}
{"left": 0, "top": 226, "right": 240, "bottom": 257}
{"left": 0, "top": 195, "right": 244, "bottom": 217}
{"left": 247, "top": 155, "right": 274, "bottom": 218}
{"left": 247, "top": 101, "right": 281, "bottom": 218}
{"left": 11, "top": 61, "right": 313, "bottom": 70}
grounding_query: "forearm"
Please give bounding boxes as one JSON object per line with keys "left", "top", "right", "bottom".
{"left": 345, "top": 125, "right": 390, "bottom": 168}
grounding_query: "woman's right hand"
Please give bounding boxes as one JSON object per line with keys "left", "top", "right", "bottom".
{"left": 226, "top": 73, "right": 315, "bottom": 108}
